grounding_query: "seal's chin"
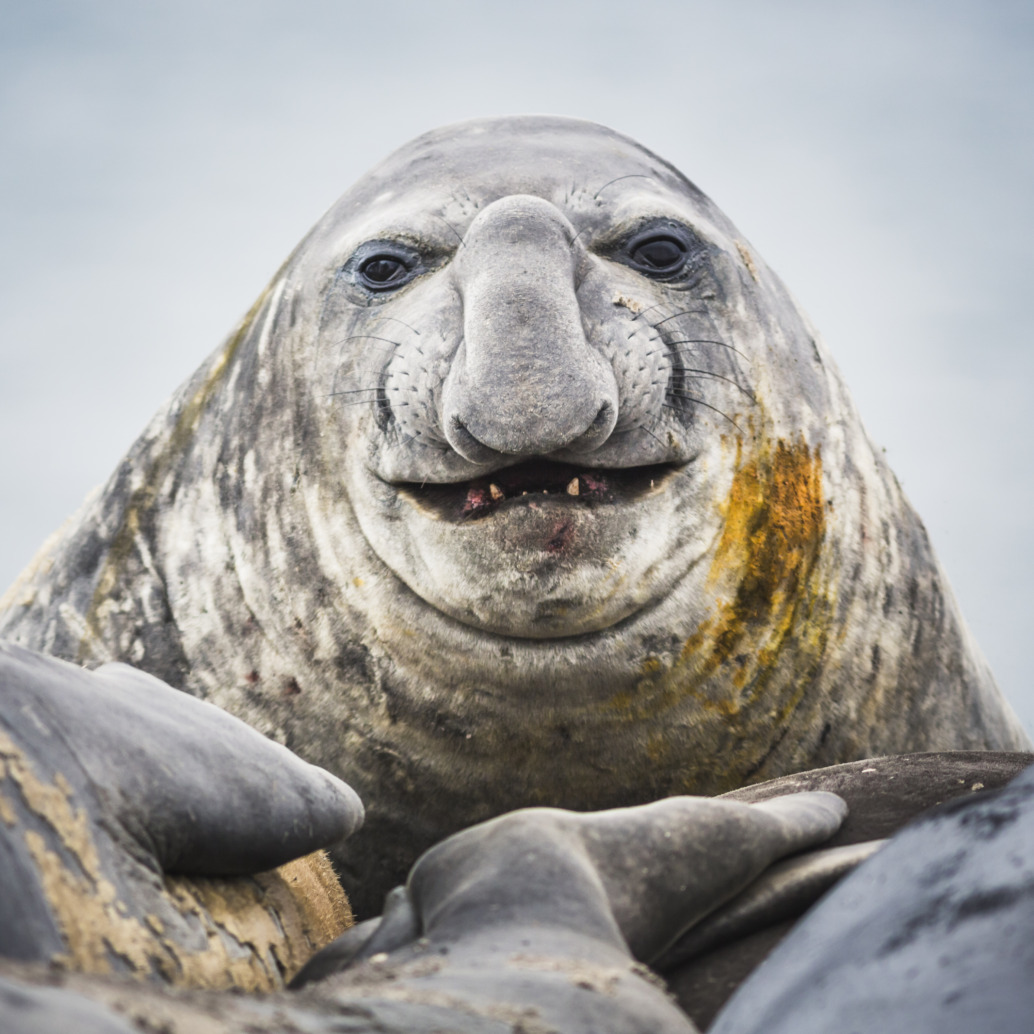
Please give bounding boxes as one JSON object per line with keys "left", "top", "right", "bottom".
{"left": 351, "top": 455, "right": 705, "bottom": 639}
{"left": 394, "top": 460, "right": 680, "bottom": 522}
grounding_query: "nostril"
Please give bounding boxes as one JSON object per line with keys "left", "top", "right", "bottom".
{"left": 590, "top": 401, "right": 614, "bottom": 436}
{"left": 566, "top": 399, "right": 618, "bottom": 454}
{"left": 446, "top": 416, "right": 505, "bottom": 465}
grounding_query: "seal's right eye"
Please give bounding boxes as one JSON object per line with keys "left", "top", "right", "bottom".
{"left": 358, "top": 254, "right": 412, "bottom": 290}
{"left": 630, "top": 237, "right": 686, "bottom": 272}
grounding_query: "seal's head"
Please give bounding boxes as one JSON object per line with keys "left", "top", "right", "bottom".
{"left": 2, "top": 116, "right": 1027, "bottom": 911}
{"left": 315, "top": 118, "right": 758, "bottom": 640}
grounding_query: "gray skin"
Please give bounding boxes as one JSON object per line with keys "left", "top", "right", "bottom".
{"left": 1, "top": 650, "right": 1029, "bottom": 1031}
{"left": 710, "top": 760, "right": 1034, "bottom": 1034}
{"left": 0, "top": 641, "right": 362, "bottom": 978}
{"left": 667, "top": 750, "right": 1034, "bottom": 1028}
{"left": 0, "top": 116, "right": 1027, "bottom": 913}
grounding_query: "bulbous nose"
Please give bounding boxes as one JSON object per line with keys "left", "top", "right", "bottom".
{"left": 441, "top": 195, "right": 618, "bottom": 463}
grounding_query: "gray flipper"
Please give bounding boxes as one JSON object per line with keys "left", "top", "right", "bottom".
{"left": 0, "top": 641, "right": 363, "bottom": 969}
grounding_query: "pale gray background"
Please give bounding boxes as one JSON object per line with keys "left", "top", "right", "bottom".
{"left": 2, "top": 1, "right": 1032, "bottom": 730}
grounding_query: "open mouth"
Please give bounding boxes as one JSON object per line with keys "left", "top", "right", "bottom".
{"left": 396, "top": 460, "right": 679, "bottom": 521}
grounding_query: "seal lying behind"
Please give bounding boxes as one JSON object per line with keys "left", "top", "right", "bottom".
{"left": 0, "top": 640, "right": 851, "bottom": 1028}
{"left": 3, "top": 651, "right": 1032, "bottom": 1034}
{"left": 7, "top": 773, "right": 1032, "bottom": 1034}
{"left": 0, "top": 116, "right": 1027, "bottom": 912}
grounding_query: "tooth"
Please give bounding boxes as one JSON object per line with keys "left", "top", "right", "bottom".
{"left": 489, "top": 483, "right": 504, "bottom": 501}
{"left": 566, "top": 478, "right": 580, "bottom": 496}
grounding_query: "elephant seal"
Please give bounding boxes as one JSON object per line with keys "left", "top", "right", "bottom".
{"left": 0, "top": 116, "right": 1027, "bottom": 912}
{"left": 4, "top": 657, "right": 1029, "bottom": 1033}
{"left": 663, "top": 750, "right": 1034, "bottom": 1028}
{"left": 2, "top": 709, "right": 850, "bottom": 1034}
{"left": 6, "top": 752, "right": 1033, "bottom": 1032}
{"left": 0, "top": 642, "right": 361, "bottom": 990}
{"left": 708, "top": 760, "right": 1034, "bottom": 1034}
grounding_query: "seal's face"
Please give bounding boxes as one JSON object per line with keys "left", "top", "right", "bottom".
{"left": 304, "top": 122, "right": 754, "bottom": 637}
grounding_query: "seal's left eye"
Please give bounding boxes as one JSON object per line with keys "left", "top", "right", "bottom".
{"left": 359, "top": 256, "right": 411, "bottom": 289}
{"left": 629, "top": 236, "right": 687, "bottom": 274}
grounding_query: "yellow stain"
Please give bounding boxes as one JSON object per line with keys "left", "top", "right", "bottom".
{"left": 607, "top": 435, "right": 830, "bottom": 737}
{"left": 0, "top": 726, "right": 351, "bottom": 990}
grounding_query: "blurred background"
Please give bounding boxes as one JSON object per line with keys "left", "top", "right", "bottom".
{"left": 1, "top": 0, "right": 1032, "bottom": 730}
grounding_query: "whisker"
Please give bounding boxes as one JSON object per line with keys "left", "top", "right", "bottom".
{"left": 570, "top": 223, "right": 592, "bottom": 248}
{"left": 631, "top": 301, "right": 674, "bottom": 322}
{"left": 395, "top": 432, "right": 449, "bottom": 451}
{"left": 433, "top": 214, "right": 465, "bottom": 247}
{"left": 651, "top": 310, "right": 709, "bottom": 328}
{"left": 325, "top": 387, "right": 382, "bottom": 398}
{"left": 661, "top": 400, "right": 743, "bottom": 433}
{"left": 593, "top": 173, "right": 653, "bottom": 200}
{"left": 339, "top": 334, "right": 426, "bottom": 359}
{"left": 332, "top": 397, "right": 390, "bottom": 408}
{"left": 667, "top": 370, "right": 756, "bottom": 402}
{"left": 636, "top": 422, "right": 667, "bottom": 447}
{"left": 666, "top": 339, "right": 750, "bottom": 362}
{"left": 368, "top": 316, "right": 420, "bottom": 336}
{"left": 343, "top": 335, "right": 404, "bottom": 348}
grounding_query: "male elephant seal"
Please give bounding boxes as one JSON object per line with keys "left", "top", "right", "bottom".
{"left": 0, "top": 116, "right": 1027, "bottom": 912}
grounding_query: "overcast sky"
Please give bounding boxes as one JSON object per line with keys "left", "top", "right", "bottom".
{"left": 2, "top": 0, "right": 1032, "bottom": 730}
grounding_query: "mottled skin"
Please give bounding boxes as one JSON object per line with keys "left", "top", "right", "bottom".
{"left": 0, "top": 643, "right": 360, "bottom": 990}
{"left": 2, "top": 777, "right": 850, "bottom": 1034}
{"left": 0, "top": 117, "right": 1027, "bottom": 913}
{"left": 711, "top": 762, "right": 1034, "bottom": 1034}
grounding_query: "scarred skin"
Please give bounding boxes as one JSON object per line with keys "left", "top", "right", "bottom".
{"left": 0, "top": 116, "right": 1027, "bottom": 913}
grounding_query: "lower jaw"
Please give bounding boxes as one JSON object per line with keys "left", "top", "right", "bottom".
{"left": 437, "top": 606, "right": 636, "bottom": 640}
{"left": 405, "top": 555, "right": 657, "bottom": 640}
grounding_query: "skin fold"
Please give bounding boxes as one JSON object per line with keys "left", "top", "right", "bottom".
{"left": 0, "top": 643, "right": 362, "bottom": 990}
{"left": 710, "top": 762, "right": 1034, "bottom": 1034}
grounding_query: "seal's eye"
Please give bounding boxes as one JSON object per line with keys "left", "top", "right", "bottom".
{"left": 629, "top": 235, "right": 687, "bottom": 275}
{"left": 613, "top": 222, "right": 700, "bottom": 282}
{"left": 345, "top": 240, "right": 427, "bottom": 295}
{"left": 359, "top": 255, "right": 411, "bottom": 289}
